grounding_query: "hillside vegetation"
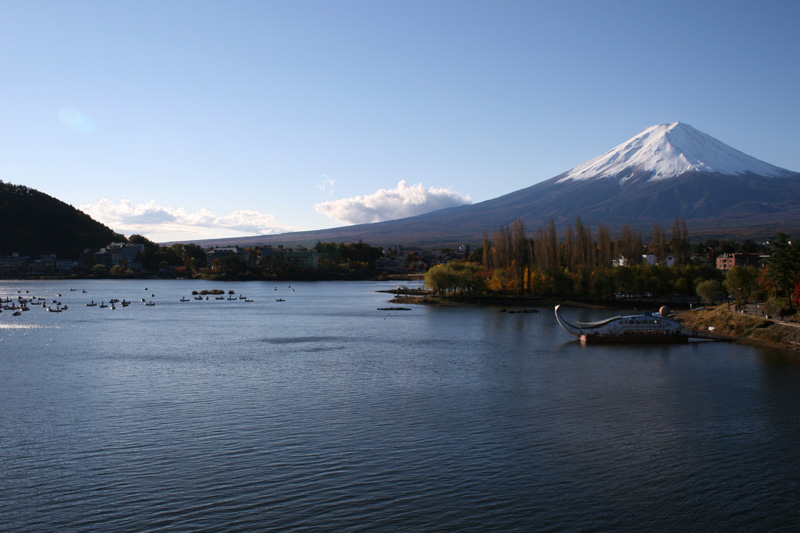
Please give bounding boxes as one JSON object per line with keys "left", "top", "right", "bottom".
{"left": 0, "top": 181, "right": 124, "bottom": 258}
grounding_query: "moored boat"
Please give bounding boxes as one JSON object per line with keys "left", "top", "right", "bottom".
{"left": 555, "top": 304, "right": 688, "bottom": 344}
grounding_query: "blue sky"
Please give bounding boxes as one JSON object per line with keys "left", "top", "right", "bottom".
{"left": 2, "top": 0, "right": 799, "bottom": 242}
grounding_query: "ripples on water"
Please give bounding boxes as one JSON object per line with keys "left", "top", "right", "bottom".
{"left": 1, "top": 280, "right": 800, "bottom": 530}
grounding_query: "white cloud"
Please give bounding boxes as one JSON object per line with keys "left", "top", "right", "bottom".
{"left": 318, "top": 174, "right": 335, "bottom": 192}
{"left": 79, "top": 199, "right": 291, "bottom": 242}
{"left": 314, "top": 180, "right": 471, "bottom": 225}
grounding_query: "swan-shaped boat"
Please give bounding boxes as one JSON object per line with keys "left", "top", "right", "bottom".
{"left": 555, "top": 304, "right": 688, "bottom": 344}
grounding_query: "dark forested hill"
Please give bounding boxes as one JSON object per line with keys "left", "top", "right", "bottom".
{"left": 0, "top": 181, "right": 125, "bottom": 259}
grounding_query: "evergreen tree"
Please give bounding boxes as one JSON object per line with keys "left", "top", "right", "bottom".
{"left": 762, "top": 233, "right": 800, "bottom": 306}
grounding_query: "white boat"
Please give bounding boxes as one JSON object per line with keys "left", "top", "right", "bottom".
{"left": 555, "top": 304, "right": 687, "bottom": 344}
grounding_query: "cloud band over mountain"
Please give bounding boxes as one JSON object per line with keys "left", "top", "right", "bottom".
{"left": 314, "top": 180, "right": 471, "bottom": 224}
{"left": 79, "top": 199, "right": 290, "bottom": 241}
{"left": 79, "top": 180, "right": 471, "bottom": 242}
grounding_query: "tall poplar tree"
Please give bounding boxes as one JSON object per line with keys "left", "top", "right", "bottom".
{"left": 564, "top": 225, "right": 575, "bottom": 273}
{"left": 597, "top": 223, "right": 613, "bottom": 267}
{"left": 482, "top": 232, "right": 492, "bottom": 270}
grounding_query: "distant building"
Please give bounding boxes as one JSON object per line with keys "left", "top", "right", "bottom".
{"left": 95, "top": 242, "right": 145, "bottom": 270}
{"left": 0, "top": 253, "right": 29, "bottom": 276}
{"left": 55, "top": 259, "right": 78, "bottom": 272}
{"left": 612, "top": 255, "right": 629, "bottom": 268}
{"left": 375, "top": 258, "right": 406, "bottom": 272}
{"left": 206, "top": 246, "right": 250, "bottom": 268}
{"left": 29, "top": 254, "right": 56, "bottom": 275}
{"left": 642, "top": 254, "right": 676, "bottom": 267}
{"left": 286, "top": 249, "right": 318, "bottom": 270}
{"left": 716, "top": 253, "right": 764, "bottom": 271}
{"left": 260, "top": 246, "right": 318, "bottom": 270}
{"left": 0, "top": 253, "right": 84, "bottom": 276}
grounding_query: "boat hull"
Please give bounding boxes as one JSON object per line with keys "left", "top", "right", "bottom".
{"left": 555, "top": 304, "right": 688, "bottom": 344}
{"left": 580, "top": 333, "right": 688, "bottom": 344}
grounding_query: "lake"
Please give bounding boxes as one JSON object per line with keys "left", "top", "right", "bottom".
{"left": 2, "top": 279, "right": 799, "bottom": 531}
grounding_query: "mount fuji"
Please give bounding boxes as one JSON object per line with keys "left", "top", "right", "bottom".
{"left": 190, "top": 122, "right": 800, "bottom": 247}
{"left": 559, "top": 122, "right": 795, "bottom": 183}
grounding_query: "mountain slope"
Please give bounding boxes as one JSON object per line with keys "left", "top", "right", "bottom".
{"left": 0, "top": 181, "right": 126, "bottom": 258}
{"left": 178, "top": 123, "right": 800, "bottom": 248}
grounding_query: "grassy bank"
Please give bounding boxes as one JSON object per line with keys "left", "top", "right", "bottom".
{"left": 677, "top": 307, "right": 800, "bottom": 355}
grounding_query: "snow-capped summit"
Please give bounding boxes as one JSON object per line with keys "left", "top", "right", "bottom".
{"left": 559, "top": 122, "right": 794, "bottom": 184}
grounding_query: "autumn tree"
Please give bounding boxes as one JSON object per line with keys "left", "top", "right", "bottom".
{"left": 534, "top": 219, "right": 558, "bottom": 272}
{"left": 617, "top": 223, "right": 643, "bottom": 265}
{"left": 512, "top": 219, "right": 530, "bottom": 292}
{"left": 492, "top": 225, "right": 511, "bottom": 270}
{"left": 669, "top": 217, "right": 691, "bottom": 263}
{"left": 597, "top": 223, "right": 613, "bottom": 267}
{"left": 425, "top": 264, "right": 451, "bottom": 295}
{"left": 481, "top": 232, "right": 492, "bottom": 270}
{"left": 724, "top": 265, "right": 760, "bottom": 306}
{"left": 696, "top": 279, "right": 723, "bottom": 305}
{"left": 650, "top": 222, "right": 667, "bottom": 261}
{"left": 426, "top": 262, "right": 485, "bottom": 295}
{"left": 575, "top": 217, "right": 594, "bottom": 278}
{"left": 564, "top": 225, "right": 575, "bottom": 272}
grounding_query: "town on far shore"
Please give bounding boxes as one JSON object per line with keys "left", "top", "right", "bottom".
{"left": 3, "top": 223, "right": 800, "bottom": 352}
{"left": 0, "top": 225, "right": 796, "bottom": 315}
{"left": 0, "top": 237, "right": 449, "bottom": 281}
{"left": 0, "top": 235, "right": 779, "bottom": 283}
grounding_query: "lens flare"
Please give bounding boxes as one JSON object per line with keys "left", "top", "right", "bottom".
{"left": 59, "top": 106, "right": 96, "bottom": 135}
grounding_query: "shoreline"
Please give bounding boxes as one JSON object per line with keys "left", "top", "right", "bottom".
{"left": 386, "top": 291, "right": 697, "bottom": 311}
{"left": 386, "top": 290, "right": 800, "bottom": 356}
{"left": 675, "top": 306, "right": 800, "bottom": 356}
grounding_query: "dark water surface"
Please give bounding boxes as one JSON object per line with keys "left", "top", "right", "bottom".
{"left": 2, "top": 280, "right": 799, "bottom": 531}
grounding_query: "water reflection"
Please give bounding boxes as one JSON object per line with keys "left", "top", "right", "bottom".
{"left": 1, "top": 280, "right": 800, "bottom": 530}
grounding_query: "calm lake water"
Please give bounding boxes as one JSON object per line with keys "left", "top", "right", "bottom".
{"left": 2, "top": 279, "right": 799, "bottom": 531}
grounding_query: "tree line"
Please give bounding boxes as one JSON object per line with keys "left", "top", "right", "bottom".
{"left": 96, "top": 236, "right": 387, "bottom": 281}
{"left": 427, "top": 218, "right": 800, "bottom": 313}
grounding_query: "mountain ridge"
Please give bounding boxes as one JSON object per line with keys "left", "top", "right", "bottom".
{"left": 177, "top": 170, "right": 800, "bottom": 249}
{"left": 165, "top": 123, "right": 800, "bottom": 247}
